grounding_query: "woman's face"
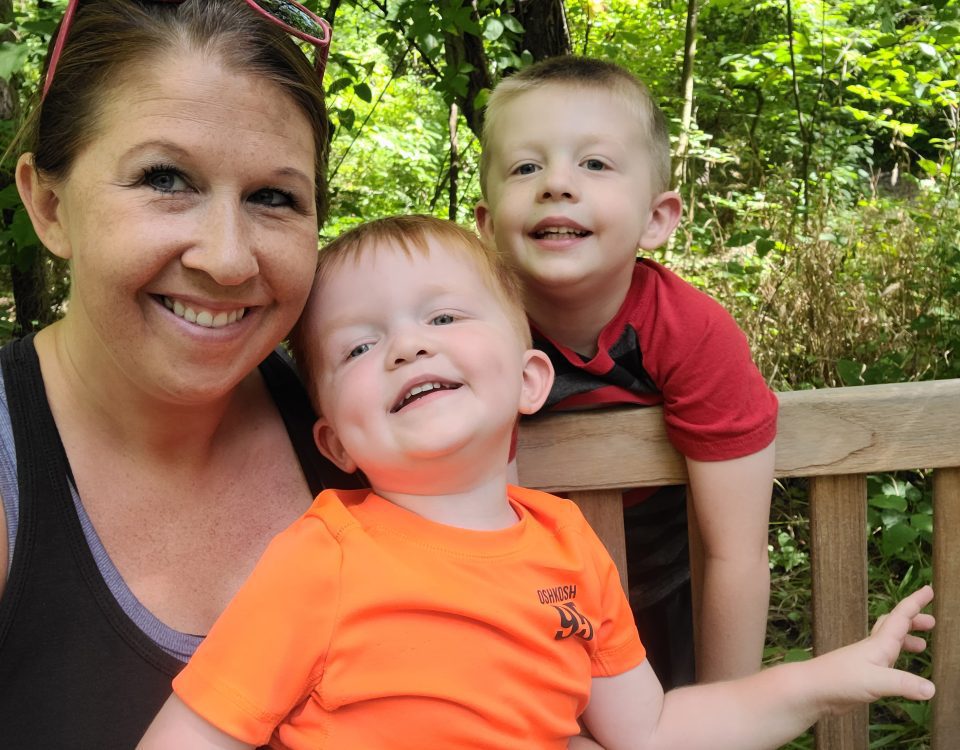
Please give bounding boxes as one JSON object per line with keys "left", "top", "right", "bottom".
{"left": 48, "top": 50, "right": 320, "bottom": 404}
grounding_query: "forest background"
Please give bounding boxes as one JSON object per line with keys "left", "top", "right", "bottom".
{"left": 0, "top": 0, "right": 956, "bottom": 747}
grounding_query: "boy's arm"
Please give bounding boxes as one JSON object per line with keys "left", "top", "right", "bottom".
{"left": 582, "top": 586, "right": 934, "bottom": 750}
{"left": 138, "top": 695, "right": 252, "bottom": 750}
{"left": 685, "top": 442, "right": 775, "bottom": 681}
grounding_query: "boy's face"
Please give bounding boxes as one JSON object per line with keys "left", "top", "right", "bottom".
{"left": 307, "top": 238, "right": 552, "bottom": 492}
{"left": 476, "top": 84, "right": 680, "bottom": 301}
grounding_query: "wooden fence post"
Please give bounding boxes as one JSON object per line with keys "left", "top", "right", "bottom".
{"left": 932, "top": 467, "right": 960, "bottom": 747}
{"left": 810, "top": 474, "right": 869, "bottom": 750}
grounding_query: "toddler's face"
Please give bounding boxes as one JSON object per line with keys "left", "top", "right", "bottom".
{"left": 476, "top": 84, "right": 663, "bottom": 302}
{"left": 307, "top": 238, "right": 547, "bottom": 493}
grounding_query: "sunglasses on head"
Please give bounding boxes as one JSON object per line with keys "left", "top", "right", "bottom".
{"left": 43, "top": 0, "right": 332, "bottom": 101}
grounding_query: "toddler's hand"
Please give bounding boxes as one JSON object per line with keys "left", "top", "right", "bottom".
{"left": 821, "top": 584, "right": 935, "bottom": 714}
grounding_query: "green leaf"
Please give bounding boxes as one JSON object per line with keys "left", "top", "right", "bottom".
{"left": 473, "top": 87, "right": 490, "bottom": 111}
{"left": 782, "top": 648, "right": 811, "bottom": 663}
{"left": 918, "top": 158, "right": 939, "bottom": 176}
{"left": 893, "top": 121, "right": 920, "bottom": 137}
{"left": 756, "top": 238, "right": 775, "bottom": 257}
{"left": 881, "top": 478, "right": 907, "bottom": 498}
{"left": 726, "top": 229, "right": 760, "bottom": 247}
{"left": 353, "top": 82, "right": 372, "bottom": 103}
{"left": 482, "top": 17, "right": 504, "bottom": 41}
{"left": 424, "top": 33, "right": 443, "bottom": 55}
{"left": 934, "top": 24, "right": 960, "bottom": 45}
{"left": 20, "top": 19, "right": 58, "bottom": 35}
{"left": 337, "top": 108, "right": 355, "bottom": 131}
{"left": 327, "top": 77, "right": 353, "bottom": 95}
{"left": 869, "top": 493, "right": 907, "bottom": 512}
{"left": 0, "top": 184, "right": 22, "bottom": 211}
{"left": 896, "top": 700, "right": 930, "bottom": 727}
{"left": 910, "top": 512, "right": 933, "bottom": 535}
{"left": 10, "top": 209, "right": 38, "bottom": 247}
{"left": 501, "top": 16, "right": 523, "bottom": 34}
{"left": 846, "top": 84, "right": 880, "bottom": 102}
{"left": 836, "top": 359, "right": 863, "bottom": 386}
{"left": 880, "top": 521, "right": 918, "bottom": 557}
{"left": 0, "top": 41, "right": 29, "bottom": 81}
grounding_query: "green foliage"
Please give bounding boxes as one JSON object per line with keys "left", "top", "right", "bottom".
{"left": 0, "top": 2, "right": 63, "bottom": 278}
{"left": 0, "top": 4, "right": 951, "bottom": 742}
{"left": 765, "top": 471, "right": 933, "bottom": 749}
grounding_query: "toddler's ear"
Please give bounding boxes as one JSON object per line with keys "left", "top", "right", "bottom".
{"left": 313, "top": 418, "right": 358, "bottom": 474}
{"left": 638, "top": 191, "right": 682, "bottom": 251}
{"left": 518, "top": 349, "right": 554, "bottom": 416}
{"left": 474, "top": 200, "right": 494, "bottom": 243}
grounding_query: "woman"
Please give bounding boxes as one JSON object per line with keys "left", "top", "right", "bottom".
{"left": 0, "top": 2, "right": 356, "bottom": 746}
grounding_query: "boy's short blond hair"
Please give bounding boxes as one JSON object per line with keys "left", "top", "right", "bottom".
{"left": 479, "top": 56, "right": 672, "bottom": 195}
{"left": 290, "top": 215, "right": 532, "bottom": 406}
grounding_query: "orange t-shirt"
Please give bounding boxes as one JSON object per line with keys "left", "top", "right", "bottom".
{"left": 173, "top": 486, "right": 645, "bottom": 749}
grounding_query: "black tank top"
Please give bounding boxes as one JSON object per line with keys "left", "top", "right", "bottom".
{"left": 0, "top": 335, "right": 359, "bottom": 749}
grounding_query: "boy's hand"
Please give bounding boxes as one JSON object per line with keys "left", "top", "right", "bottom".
{"left": 818, "top": 585, "right": 935, "bottom": 714}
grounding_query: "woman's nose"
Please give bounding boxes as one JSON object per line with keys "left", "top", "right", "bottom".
{"left": 181, "top": 200, "right": 259, "bottom": 286}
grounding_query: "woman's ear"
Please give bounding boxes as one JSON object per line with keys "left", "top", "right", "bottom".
{"left": 15, "top": 153, "right": 70, "bottom": 259}
{"left": 518, "top": 349, "right": 554, "bottom": 416}
{"left": 313, "top": 418, "right": 358, "bottom": 474}
{"left": 638, "top": 190, "right": 682, "bottom": 251}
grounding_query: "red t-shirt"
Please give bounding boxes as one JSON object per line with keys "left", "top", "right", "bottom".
{"left": 532, "top": 259, "right": 778, "bottom": 462}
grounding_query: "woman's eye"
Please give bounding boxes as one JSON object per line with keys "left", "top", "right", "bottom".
{"left": 348, "top": 342, "right": 371, "bottom": 359}
{"left": 144, "top": 167, "right": 188, "bottom": 193}
{"left": 249, "top": 188, "right": 295, "bottom": 208}
{"left": 430, "top": 313, "right": 456, "bottom": 326}
{"left": 515, "top": 163, "right": 539, "bottom": 176}
{"left": 583, "top": 159, "right": 606, "bottom": 171}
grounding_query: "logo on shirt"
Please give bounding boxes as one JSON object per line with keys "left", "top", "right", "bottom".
{"left": 537, "top": 585, "right": 594, "bottom": 641}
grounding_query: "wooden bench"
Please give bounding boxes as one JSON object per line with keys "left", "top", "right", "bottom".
{"left": 517, "top": 379, "right": 960, "bottom": 749}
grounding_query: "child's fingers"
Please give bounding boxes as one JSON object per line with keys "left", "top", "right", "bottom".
{"left": 871, "top": 614, "right": 888, "bottom": 635}
{"left": 874, "top": 668, "right": 936, "bottom": 702}
{"left": 871, "top": 586, "right": 934, "bottom": 638}
{"left": 902, "top": 585, "right": 934, "bottom": 611}
{"left": 911, "top": 612, "right": 936, "bottom": 633}
{"left": 891, "top": 612, "right": 934, "bottom": 654}
{"left": 901, "top": 633, "right": 930, "bottom": 654}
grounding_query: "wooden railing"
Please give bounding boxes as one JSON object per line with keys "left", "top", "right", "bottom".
{"left": 517, "top": 379, "right": 960, "bottom": 749}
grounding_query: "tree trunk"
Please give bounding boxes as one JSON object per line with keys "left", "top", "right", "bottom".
{"left": 448, "top": 102, "right": 459, "bottom": 220}
{"left": 444, "top": 0, "right": 571, "bottom": 140}
{"left": 510, "top": 0, "right": 570, "bottom": 60}
{"left": 10, "top": 262, "right": 51, "bottom": 336}
{"left": 443, "top": 3, "right": 493, "bottom": 140}
{"left": 785, "top": 0, "right": 811, "bottom": 229}
{"left": 673, "top": 0, "right": 699, "bottom": 188}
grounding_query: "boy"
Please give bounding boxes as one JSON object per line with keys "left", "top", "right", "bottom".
{"left": 475, "top": 57, "right": 777, "bottom": 687}
{"left": 138, "top": 215, "right": 934, "bottom": 750}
